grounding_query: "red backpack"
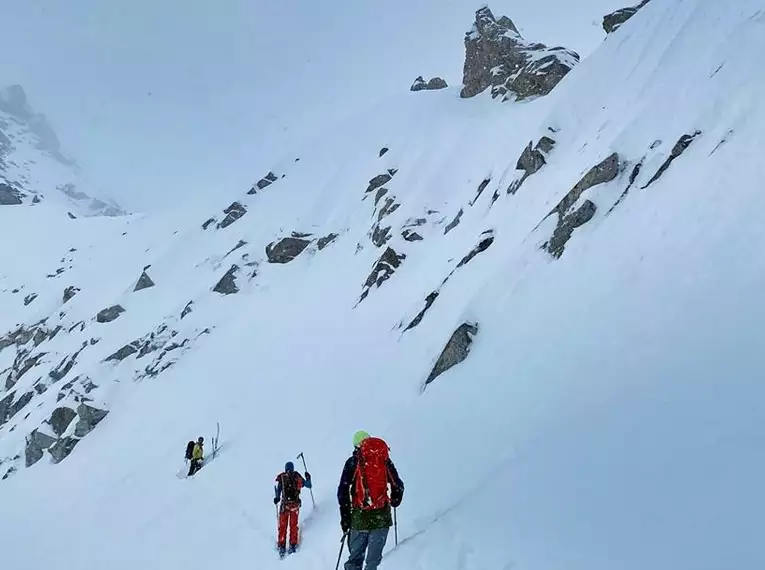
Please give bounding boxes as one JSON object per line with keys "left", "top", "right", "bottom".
{"left": 353, "top": 437, "right": 391, "bottom": 510}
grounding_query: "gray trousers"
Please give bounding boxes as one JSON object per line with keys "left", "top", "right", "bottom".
{"left": 344, "top": 528, "right": 389, "bottom": 570}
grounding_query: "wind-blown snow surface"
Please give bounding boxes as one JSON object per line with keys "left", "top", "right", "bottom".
{"left": 1, "top": 1, "right": 764, "bottom": 569}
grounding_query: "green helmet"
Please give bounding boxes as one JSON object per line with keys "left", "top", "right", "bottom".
{"left": 353, "top": 430, "right": 370, "bottom": 448}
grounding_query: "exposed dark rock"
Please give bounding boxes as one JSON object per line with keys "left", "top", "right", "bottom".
{"left": 365, "top": 172, "right": 394, "bottom": 194}
{"left": 15, "top": 352, "right": 46, "bottom": 383}
{"left": 470, "top": 178, "right": 492, "bottom": 205}
{"left": 360, "top": 248, "right": 406, "bottom": 302}
{"left": 444, "top": 209, "right": 464, "bottom": 235}
{"left": 96, "top": 305, "right": 125, "bottom": 323}
{"left": 63, "top": 286, "right": 80, "bottom": 303}
{"left": 405, "top": 291, "right": 440, "bottom": 331}
{"left": 133, "top": 270, "right": 155, "bottom": 292}
{"left": 49, "top": 407, "right": 77, "bottom": 436}
{"left": 457, "top": 231, "right": 495, "bottom": 268}
{"left": 48, "top": 351, "right": 80, "bottom": 382}
{"left": 374, "top": 187, "right": 389, "bottom": 207}
{"left": 67, "top": 212, "right": 77, "bottom": 219}
{"left": 75, "top": 403, "right": 109, "bottom": 437}
{"left": 402, "top": 230, "right": 424, "bottom": 242}
{"left": 224, "top": 240, "right": 248, "bottom": 258}
{"left": 552, "top": 153, "right": 620, "bottom": 217}
{"left": 105, "top": 342, "right": 139, "bottom": 362}
{"left": 217, "top": 201, "right": 247, "bottom": 229}
{"left": 371, "top": 225, "right": 391, "bottom": 248}
{"left": 0, "top": 182, "right": 24, "bottom": 205}
{"left": 8, "top": 391, "right": 34, "bottom": 420}
{"left": 547, "top": 200, "right": 597, "bottom": 257}
{"left": 181, "top": 301, "right": 194, "bottom": 319}
{"left": 426, "top": 323, "right": 479, "bottom": 385}
{"left": 379, "top": 147, "right": 389, "bottom": 157}
{"left": 317, "top": 233, "right": 339, "bottom": 250}
{"left": 250, "top": 171, "right": 279, "bottom": 194}
{"left": 411, "top": 76, "right": 449, "bottom": 92}
{"left": 266, "top": 237, "right": 311, "bottom": 264}
{"left": 516, "top": 136, "right": 557, "bottom": 181}
{"left": 25, "top": 430, "right": 56, "bottom": 467}
{"left": 377, "top": 197, "right": 400, "bottom": 223}
{"left": 0, "top": 392, "right": 14, "bottom": 423}
{"left": 461, "top": 7, "right": 579, "bottom": 101}
{"left": 23, "top": 293, "right": 38, "bottom": 306}
{"left": 291, "top": 231, "right": 312, "bottom": 239}
{"left": 202, "top": 217, "right": 216, "bottom": 230}
{"left": 213, "top": 265, "right": 240, "bottom": 294}
{"left": 603, "top": 0, "right": 652, "bottom": 34}
{"left": 49, "top": 436, "right": 79, "bottom": 464}
{"left": 642, "top": 131, "right": 702, "bottom": 189}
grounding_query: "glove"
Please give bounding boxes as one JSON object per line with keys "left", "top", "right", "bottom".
{"left": 274, "top": 497, "right": 280, "bottom": 505}
{"left": 340, "top": 506, "right": 351, "bottom": 533}
{"left": 390, "top": 485, "right": 403, "bottom": 508}
{"left": 304, "top": 471, "right": 311, "bottom": 480}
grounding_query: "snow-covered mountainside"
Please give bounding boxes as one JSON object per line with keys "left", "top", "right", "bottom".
{"left": 0, "top": 84, "right": 125, "bottom": 217}
{"left": 1, "top": 0, "right": 763, "bottom": 568}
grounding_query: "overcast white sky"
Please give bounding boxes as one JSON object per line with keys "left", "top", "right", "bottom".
{"left": 0, "top": 0, "right": 627, "bottom": 211}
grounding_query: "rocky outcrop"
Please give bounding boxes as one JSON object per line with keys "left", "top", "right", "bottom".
{"left": 202, "top": 217, "right": 216, "bottom": 230}
{"left": 249, "top": 172, "right": 279, "bottom": 194}
{"left": 96, "top": 305, "right": 125, "bottom": 323}
{"left": 317, "top": 233, "right": 339, "bottom": 250}
{"left": 515, "top": 136, "right": 556, "bottom": 187}
{"left": 63, "top": 286, "right": 80, "bottom": 303}
{"left": 360, "top": 247, "right": 406, "bottom": 302}
{"left": 457, "top": 230, "right": 495, "bottom": 268}
{"left": 266, "top": 237, "right": 311, "bottom": 264}
{"left": 105, "top": 342, "right": 139, "bottom": 362}
{"left": 49, "top": 437, "right": 79, "bottom": 464}
{"left": 402, "top": 229, "right": 423, "bottom": 242}
{"left": 0, "top": 182, "right": 24, "bottom": 205}
{"left": 213, "top": 265, "right": 240, "bottom": 295}
{"left": 411, "top": 76, "right": 449, "bottom": 92}
{"left": 470, "top": 178, "right": 492, "bottom": 205}
{"left": 603, "top": 0, "right": 652, "bottom": 34}
{"left": 461, "top": 7, "right": 579, "bottom": 101}
{"left": 181, "top": 301, "right": 194, "bottom": 319}
{"left": 25, "top": 430, "right": 56, "bottom": 467}
{"left": 547, "top": 200, "right": 597, "bottom": 258}
{"left": 23, "top": 293, "right": 38, "bottom": 306}
{"left": 217, "top": 202, "right": 247, "bottom": 229}
{"left": 49, "top": 407, "right": 77, "bottom": 436}
{"left": 365, "top": 170, "right": 398, "bottom": 194}
{"left": 133, "top": 270, "right": 155, "bottom": 292}
{"left": 543, "top": 153, "right": 620, "bottom": 257}
{"left": 74, "top": 403, "right": 108, "bottom": 437}
{"left": 405, "top": 291, "right": 440, "bottom": 331}
{"left": 444, "top": 209, "right": 463, "bottom": 235}
{"left": 426, "top": 323, "right": 479, "bottom": 385}
{"left": 642, "top": 131, "right": 701, "bottom": 189}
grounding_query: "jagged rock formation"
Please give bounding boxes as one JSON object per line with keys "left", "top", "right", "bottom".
{"left": 218, "top": 202, "right": 247, "bottom": 229}
{"left": 63, "top": 286, "right": 80, "bottom": 303}
{"left": 96, "top": 305, "right": 125, "bottom": 324}
{"left": 317, "top": 233, "right": 339, "bottom": 250}
{"left": 603, "top": 0, "right": 652, "bottom": 34}
{"left": 74, "top": 403, "right": 108, "bottom": 437}
{"left": 360, "top": 247, "right": 406, "bottom": 302}
{"left": 461, "top": 7, "right": 579, "bottom": 101}
{"left": 213, "top": 265, "right": 240, "bottom": 294}
{"left": 266, "top": 237, "right": 311, "bottom": 264}
{"left": 545, "top": 153, "right": 621, "bottom": 257}
{"left": 643, "top": 131, "right": 701, "bottom": 189}
{"left": 133, "top": 270, "right": 155, "bottom": 292}
{"left": 425, "top": 323, "right": 479, "bottom": 386}
{"left": 411, "top": 76, "right": 449, "bottom": 92}
{"left": 0, "top": 182, "right": 23, "bottom": 205}
{"left": 249, "top": 172, "right": 279, "bottom": 194}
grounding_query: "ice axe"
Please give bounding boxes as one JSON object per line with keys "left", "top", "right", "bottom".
{"left": 296, "top": 452, "right": 316, "bottom": 508}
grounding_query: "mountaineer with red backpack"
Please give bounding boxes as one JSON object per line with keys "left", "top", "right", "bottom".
{"left": 337, "top": 431, "right": 404, "bottom": 570}
{"left": 274, "top": 461, "right": 312, "bottom": 558}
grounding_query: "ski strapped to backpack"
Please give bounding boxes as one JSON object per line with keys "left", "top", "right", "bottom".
{"left": 353, "top": 437, "right": 393, "bottom": 510}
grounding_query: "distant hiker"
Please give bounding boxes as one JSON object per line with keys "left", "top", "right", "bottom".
{"left": 337, "top": 431, "right": 404, "bottom": 570}
{"left": 184, "top": 440, "right": 195, "bottom": 464}
{"left": 274, "top": 461, "right": 313, "bottom": 557}
{"left": 188, "top": 436, "right": 204, "bottom": 477}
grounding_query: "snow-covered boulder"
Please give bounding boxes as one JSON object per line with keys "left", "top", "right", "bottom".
{"left": 461, "top": 6, "right": 579, "bottom": 101}
{"left": 410, "top": 76, "right": 449, "bottom": 92}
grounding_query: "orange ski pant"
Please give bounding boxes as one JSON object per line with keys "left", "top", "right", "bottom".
{"left": 278, "top": 503, "right": 300, "bottom": 548}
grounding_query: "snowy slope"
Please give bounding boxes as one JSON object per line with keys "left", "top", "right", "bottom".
{"left": 0, "top": 84, "right": 125, "bottom": 217}
{"left": 1, "top": 1, "right": 764, "bottom": 569}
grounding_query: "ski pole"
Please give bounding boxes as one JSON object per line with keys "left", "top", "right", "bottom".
{"left": 394, "top": 507, "right": 398, "bottom": 546}
{"left": 334, "top": 532, "right": 348, "bottom": 570}
{"left": 297, "top": 452, "right": 316, "bottom": 508}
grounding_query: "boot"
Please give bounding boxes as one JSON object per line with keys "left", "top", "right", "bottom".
{"left": 288, "top": 544, "right": 298, "bottom": 555}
